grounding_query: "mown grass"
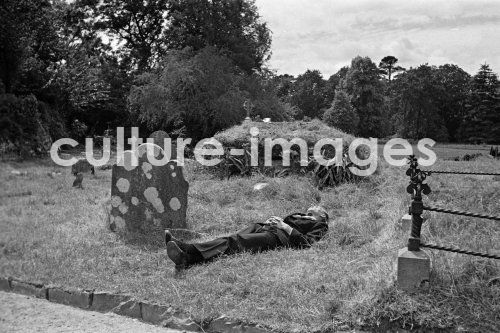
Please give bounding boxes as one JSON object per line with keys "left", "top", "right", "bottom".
{"left": 376, "top": 143, "right": 492, "bottom": 162}
{"left": 0, "top": 153, "right": 499, "bottom": 332}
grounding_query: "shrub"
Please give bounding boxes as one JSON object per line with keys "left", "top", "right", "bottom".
{"left": 0, "top": 94, "right": 54, "bottom": 156}
{"left": 129, "top": 47, "right": 246, "bottom": 141}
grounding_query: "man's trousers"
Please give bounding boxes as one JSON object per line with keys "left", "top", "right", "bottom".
{"left": 192, "top": 224, "right": 283, "bottom": 261}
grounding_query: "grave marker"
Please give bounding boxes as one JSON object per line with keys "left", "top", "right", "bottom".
{"left": 110, "top": 143, "right": 188, "bottom": 232}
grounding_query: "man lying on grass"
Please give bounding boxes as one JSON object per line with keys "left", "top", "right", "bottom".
{"left": 165, "top": 205, "right": 329, "bottom": 270}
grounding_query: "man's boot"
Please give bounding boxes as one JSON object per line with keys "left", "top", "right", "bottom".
{"left": 166, "top": 241, "right": 189, "bottom": 270}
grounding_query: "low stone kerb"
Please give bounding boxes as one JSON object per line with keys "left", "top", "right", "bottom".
{"left": 48, "top": 287, "right": 92, "bottom": 309}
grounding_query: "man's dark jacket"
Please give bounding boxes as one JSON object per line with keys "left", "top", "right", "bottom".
{"left": 193, "top": 213, "right": 329, "bottom": 260}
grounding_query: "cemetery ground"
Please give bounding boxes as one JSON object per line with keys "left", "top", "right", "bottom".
{"left": 0, "top": 147, "right": 499, "bottom": 332}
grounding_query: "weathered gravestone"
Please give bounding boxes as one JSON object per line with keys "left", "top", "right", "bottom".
{"left": 109, "top": 142, "right": 188, "bottom": 232}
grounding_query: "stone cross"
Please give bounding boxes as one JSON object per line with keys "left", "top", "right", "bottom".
{"left": 109, "top": 143, "right": 188, "bottom": 233}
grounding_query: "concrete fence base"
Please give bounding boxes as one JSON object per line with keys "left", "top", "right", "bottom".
{"left": 397, "top": 247, "right": 431, "bottom": 292}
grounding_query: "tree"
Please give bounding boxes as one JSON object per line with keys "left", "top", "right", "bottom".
{"left": 379, "top": 56, "right": 405, "bottom": 81}
{"left": 273, "top": 74, "right": 295, "bottom": 100}
{"left": 433, "top": 64, "right": 471, "bottom": 142}
{"left": 323, "top": 66, "right": 349, "bottom": 107}
{"left": 0, "top": 94, "right": 54, "bottom": 155}
{"left": 344, "top": 56, "right": 388, "bottom": 137}
{"left": 81, "top": 0, "right": 170, "bottom": 71}
{"left": 129, "top": 47, "right": 246, "bottom": 140}
{"left": 240, "top": 73, "right": 289, "bottom": 121}
{"left": 0, "top": 0, "right": 64, "bottom": 95}
{"left": 165, "top": 0, "right": 271, "bottom": 73}
{"left": 323, "top": 86, "right": 359, "bottom": 134}
{"left": 460, "top": 64, "right": 500, "bottom": 143}
{"left": 391, "top": 65, "right": 449, "bottom": 141}
{"left": 290, "top": 69, "right": 327, "bottom": 119}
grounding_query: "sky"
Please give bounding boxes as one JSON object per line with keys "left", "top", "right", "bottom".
{"left": 254, "top": 0, "right": 500, "bottom": 78}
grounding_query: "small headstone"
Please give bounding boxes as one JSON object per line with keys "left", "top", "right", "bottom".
{"left": 72, "top": 159, "right": 95, "bottom": 175}
{"left": 110, "top": 143, "right": 189, "bottom": 232}
{"left": 73, "top": 173, "right": 84, "bottom": 189}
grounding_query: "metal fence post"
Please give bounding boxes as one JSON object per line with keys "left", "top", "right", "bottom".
{"left": 397, "top": 155, "right": 431, "bottom": 292}
{"left": 408, "top": 176, "right": 424, "bottom": 251}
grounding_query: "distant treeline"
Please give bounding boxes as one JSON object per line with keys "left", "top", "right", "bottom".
{"left": 1, "top": 0, "right": 498, "bottom": 156}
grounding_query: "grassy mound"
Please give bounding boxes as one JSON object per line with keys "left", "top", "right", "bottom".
{"left": 213, "top": 119, "right": 366, "bottom": 184}
{"left": 214, "top": 119, "right": 356, "bottom": 150}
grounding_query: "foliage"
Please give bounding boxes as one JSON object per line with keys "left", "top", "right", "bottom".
{"left": 432, "top": 64, "right": 471, "bottom": 142}
{"left": 323, "top": 87, "right": 359, "bottom": 134}
{"left": 1, "top": 0, "right": 500, "bottom": 156}
{"left": 323, "top": 66, "right": 349, "bottom": 105}
{"left": 164, "top": 0, "right": 271, "bottom": 73}
{"left": 390, "top": 65, "right": 450, "bottom": 141}
{"left": 460, "top": 64, "right": 500, "bottom": 143}
{"left": 310, "top": 154, "right": 359, "bottom": 189}
{"left": 290, "top": 70, "right": 328, "bottom": 119}
{"left": 0, "top": 94, "right": 53, "bottom": 155}
{"left": 82, "top": 0, "right": 170, "bottom": 71}
{"left": 273, "top": 74, "right": 295, "bottom": 101}
{"left": 220, "top": 146, "right": 254, "bottom": 179}
{"left": 240, "top": 73, "right": 290, "bottom": 122}
{"left": 0, "top": 0, "right": 64, "bottom": 95}
{"left": 344, "top": 56, "right": 389, "bottom": 137}
{"left": 378, "top": 55, "right": 405, "bottom": 81}
{"left": 129, "top": 47, "right": 246, "bottom": 140}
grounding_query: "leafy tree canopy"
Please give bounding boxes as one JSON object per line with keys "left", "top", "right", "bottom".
{"left": 345, "top": 56, "right": 388, "bottom": 137}
{"left": 165, "top": 0, "right": 271, "bottom": 74}
{"left": 323, "top": 87, "right": 359, "bottom": 134}
{"left": 379, "top": 55, "right": 405, "bottom": 81}
{"left": 129, "top": 47, "right": 246, "bottom": 140}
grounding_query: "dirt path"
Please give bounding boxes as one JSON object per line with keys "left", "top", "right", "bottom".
{"left": 0, "top": 291, "right": 187, "bottom": 333}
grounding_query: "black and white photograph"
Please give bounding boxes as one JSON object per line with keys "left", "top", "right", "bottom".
{"left": 0, "top": 0, "right": 499, "bottom": 332}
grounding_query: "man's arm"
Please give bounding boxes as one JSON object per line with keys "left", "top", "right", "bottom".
{"left": 288, "top": 222, "right": 328, "bottom": 248}
{"left": 276, "top": 217, "right": 328, "bottom": 248}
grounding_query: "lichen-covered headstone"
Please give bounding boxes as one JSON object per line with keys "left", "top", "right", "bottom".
{"left": 110, "top": 143, "right": 188, "bottom": 232}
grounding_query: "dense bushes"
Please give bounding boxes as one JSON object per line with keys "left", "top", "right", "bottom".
{"left": 129, "top": 47, "right": 247, "bottom": 141}
{"left": 129, "top": 47, "right": 294, "bottom": 140}
{"left": 0, "top": 94, "right": 60, "bottom": 155}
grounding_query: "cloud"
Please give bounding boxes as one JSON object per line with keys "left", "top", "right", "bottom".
{"left": 255, "top": 0, "right": 500, "bottom": 77}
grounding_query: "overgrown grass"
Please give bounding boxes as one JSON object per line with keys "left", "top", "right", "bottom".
{"left": 214, "top": 119, "right": 356, "bottom": 148}
{"left": 0, "top": 153, "right": 499, "bottom": 332}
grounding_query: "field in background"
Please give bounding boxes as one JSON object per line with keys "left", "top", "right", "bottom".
{"left": 0, "top": 145, "right": 499, "bottom": 332}
{"left": 377, "top": 143, "right": 492, "bottom": 162}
